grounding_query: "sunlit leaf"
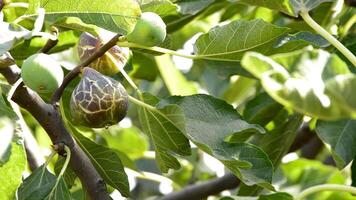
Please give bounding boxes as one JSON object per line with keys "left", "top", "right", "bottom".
{"left": 241, "top": 48, "right": 356, "bottom": 120}
{"left": 138, "top": 0, "right": 178, "bottom": 17}
{"left": 27, "top": 0, "right": 141, "bottom": 34}
{"left": 194, "top": 19, "right": 289, "bottom": 61}
{"left": 0, "top": 127, "right": 26, "bottom": 200}
{"left": 155, "top": 55, "right": 197, "bottom": 96}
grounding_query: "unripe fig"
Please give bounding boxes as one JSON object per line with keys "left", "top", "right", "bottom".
{"left": 126, "top": 12, "right": 166, "bottom": 47}
{"left": 70, "top": 67, "right": 129, "bottom": 128}
{"left": 78, "top": 32, "right": 129, "bottom": 76}
{"left": 21, "top": 53, "right": 63, "bottom": 100}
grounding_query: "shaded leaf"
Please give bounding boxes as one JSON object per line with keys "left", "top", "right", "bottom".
{"left": 159, "top": 94, "right": 274, "bottom": 188}
{"left": 17, "top": 165, "right": 56, "bottom": 200}
{"left": 290, "top": 0, "right": 334, "bottom": 14}
{"left": 44, "top": 178, "right": 71, "bottom": 200}
{"left": 274, "top": 31, "right": 329, "bottom": 48}
{"left": 194, "top": 19, "right": 289, "bottom": 61}
{"left": 316, "top": 119, "right": 356, "bottom": 168}
{"left": 69, "top": 123, "right": 130, "bottom": 197}
{"left": 176, "top": 0, "right": 215, "bottom": 15}
{"left": 138, "top": 93, "right": 191, "bottom": 172}
{"left": 243, "top": 93, "right": 283, "bottom": 126}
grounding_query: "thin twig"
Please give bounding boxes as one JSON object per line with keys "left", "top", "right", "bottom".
{"left": 50, "top": 33, "right": 122, "bottom": 104}
{"left": 39, "top": 27, "right": 59, "bottom": 54}
{"left": 157, "top": 173, "right": 240, "bottom": 200}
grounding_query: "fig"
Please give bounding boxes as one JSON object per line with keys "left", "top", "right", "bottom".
{"left": 21, "top": 53, "right": 63, "bottom": 100}
{"left": 70, "top": 67, "right": 128, "bottom": 128}
{"left": 78, "top": 32, "right": 129, "bottom": 76}
{"left": 126, "top": 12, "right": 166, "bottom": 47}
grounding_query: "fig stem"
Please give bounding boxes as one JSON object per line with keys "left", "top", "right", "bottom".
{"left": 300, "top": 11, "right": 356, "bottom": 66}
{"left": 51, "top": 33, "right": 122, "bottom": 104}
{"left": 47, "top": 145, "right": 71, "bottom": 198}
{"left": 117, "top": 41, "right": 202, "bottom": 60}
{"left": 39, "top": 27, "right": 59, "bottom": 53}
{"left": 128, "top": 95, "right": 156, "bottom": 111}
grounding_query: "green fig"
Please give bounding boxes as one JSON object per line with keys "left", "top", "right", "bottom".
{"left": 70, "top": 67, "right": 128, "bottom": 128}
{"left": 126, "top": 12, "right": 166, "bottom": 47}
{"left": 21, "top": 53, "right": 63, "bottom": 100}
{"left": 78, "top": 32, "right": 129, "bottom": 76}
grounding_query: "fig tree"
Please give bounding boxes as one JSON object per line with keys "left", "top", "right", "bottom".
{"left": 126, "top": 12, "right": 166, "bottom": 47}
{"left": 70, "top": 67, "right": 128, "bottom": 128}
{"left": 21, "top": 53, "right": 63, "bottom": 100}
{"left": 78, "top": 32, "right": 129, "bottom": 76}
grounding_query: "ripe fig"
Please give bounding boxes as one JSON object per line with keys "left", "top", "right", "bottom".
{"left": 21, "top": 53, "right": 63, "bottom": 100}
{"left": 78, "top": 32, "right": 129, "bottom": 76}
{"left": 126, "top": 12, "right": 166, "bottom": 47}
{"left": 70, "top": 67, "right": 128, "bottom": 128}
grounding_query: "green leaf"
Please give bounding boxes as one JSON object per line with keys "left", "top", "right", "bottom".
{"left": 274, "top": 31, "right": 329, "bottom": 48}
{"left": 290, "top": 0, "right": 334, "bottom": 14}
{"left": 241, "top": 48, "right": 356, "bottom": 120}
{"left": 237, "top": 0, "right": 333, "bottom": 16}
{"left": 27, "top": 0, "right": 141, "bottom": 34}
{"left": 10, "top": 30, "right": 78, "bottom": 60}
{"left": 17, "top": 165, "right": 57, "bottom": 200}
{"left": 0, "top": 128, "right": 26, "bottom": 200}
{"left": 237, "top": 114, "right": 303, "bottom": 196}
{"left": 99, "top": 126, "right": 149, "bottom": 160}
{"left": 280, "top": 159, "right": 354, "bottom": 199}
{"left": 316, "top": 119, "right": 356, "bottom": 168}
{"left": 0, "top": 87, "right": 17, "bottom": 126}
{"left": 176, "top": 0, "right": 215, "bottom": 15}
{"left": 68, "top": 123, "right": 130, "bottom": 197}
{"left": 131, "top": 52, "right": 158, "bottom": 81}
{"left": 44, "top": 178, "right": 71, "bottom": 200}
{"left": 194, "top": 19, "right": 289, "bottom": 61}
{"left": 138, "top": 0, "right": 178, "bottom": 17}
{"left": 243, "top": 93, "right": 284, "bottom": 126}
{"left": 54, "top": 157, "right": 76, "bottom": 189}
{"left": 155, "top": 54, "right": 197, "bottom": 96}
{"left": 237, "top": 0, "right": 296, "bottom": 16}
{"left": 138, "top": 93, "right": 191, "bottom": 172}
{"left": 159, "top": 94, "right": 274, "bottom": 188}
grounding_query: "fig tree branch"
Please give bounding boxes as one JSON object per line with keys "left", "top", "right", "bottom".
{"left": 51, "top": 33, "right": 122, "bottom": 104}
{"left": 0, "top": 63, "right": 111, "bottom": 200}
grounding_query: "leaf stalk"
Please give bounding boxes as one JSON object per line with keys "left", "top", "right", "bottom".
{"left": 300, "top": 11, "right": 356, "bottom": 66}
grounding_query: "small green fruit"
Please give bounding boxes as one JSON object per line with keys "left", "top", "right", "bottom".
{"left": 78, "top": 32, "right": 129, "bottom": 76}
{"left": 70, "top": 67, "right": 128, "bottom": 128}
{"left": 126, "top": 12, "right": 166, "bottom": 47}
{"left": 21, "top": 53, "right": 63, "bottom": 100}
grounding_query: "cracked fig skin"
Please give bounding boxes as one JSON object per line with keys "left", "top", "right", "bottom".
{"left": 70, "top": 67, "right": 128, "bottom": 128}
